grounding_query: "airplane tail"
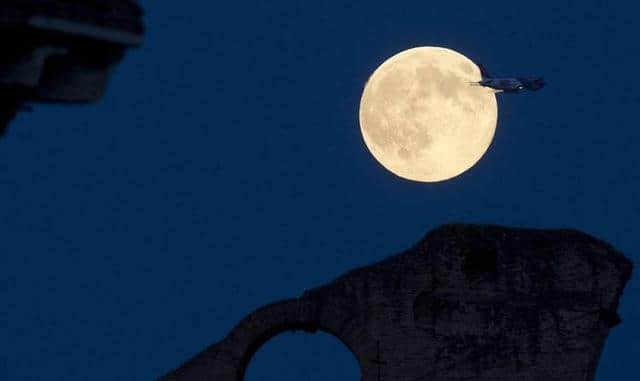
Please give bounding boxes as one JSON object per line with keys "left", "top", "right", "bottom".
{"left": 477, "top": 63, "right": 492, "bottom": 79}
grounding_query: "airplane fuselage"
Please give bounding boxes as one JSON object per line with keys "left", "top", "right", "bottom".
{"left": 478, "top": 78, "right": 526, "bottom": 93}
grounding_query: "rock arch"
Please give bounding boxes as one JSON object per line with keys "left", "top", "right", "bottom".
{"left": 161, "top": 224, "right": 632, "bottom": 381}
{"left": 163, "top": 297, "right": 365, "bottom": 380}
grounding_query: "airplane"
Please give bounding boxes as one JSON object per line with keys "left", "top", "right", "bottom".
{"left": 471, "top": 64, "right": 545, "bottom": 93}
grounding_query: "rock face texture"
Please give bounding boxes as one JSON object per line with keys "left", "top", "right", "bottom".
{"left": 160, "top": 224, "right": 633, "bottom": 381}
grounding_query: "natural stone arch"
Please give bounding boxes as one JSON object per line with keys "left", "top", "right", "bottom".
{"left": 162, "top": 224, "right": 633, "bottom": 381}
{"left": 163, "top": 297, "right": 366, "bottom": 381}
{"left": 242, "top": 323, "right": 362, "bottom": 380}
{"left": 235, "top": 302, "right": 363, "bottom": 380}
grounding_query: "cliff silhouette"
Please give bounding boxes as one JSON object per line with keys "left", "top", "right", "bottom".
{"left": 161, "top": 224, "right": 633, "bottom": 380}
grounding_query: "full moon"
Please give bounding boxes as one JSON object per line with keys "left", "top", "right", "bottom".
{"left": 359, "top": 46, "right": 497, "bottom": 182}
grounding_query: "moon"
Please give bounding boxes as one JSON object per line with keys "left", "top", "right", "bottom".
{"left": 359, "top": 46, "right": 497, "bottom": 182}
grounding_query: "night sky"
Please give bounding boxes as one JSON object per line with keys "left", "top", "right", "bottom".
{"left": 1, "top": 1, "right": 638, "bottom": 380}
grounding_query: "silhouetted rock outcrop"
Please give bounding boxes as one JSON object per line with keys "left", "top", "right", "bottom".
{"left": 161, "top": 224, "right": 633, "bottom": 381}
{"left": 0, "top": 0, "right": 144, "bottom": 135}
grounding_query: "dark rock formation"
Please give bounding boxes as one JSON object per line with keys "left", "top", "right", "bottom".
{"left": 0, "top": 0, "right": 144, "bottom": 135}
{"left": 160, "top": 224, "right": 633, "bottom": 381}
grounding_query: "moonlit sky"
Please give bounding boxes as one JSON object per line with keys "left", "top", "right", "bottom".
{"left": 1, "top": 1, "right": 638, "bottom": 380}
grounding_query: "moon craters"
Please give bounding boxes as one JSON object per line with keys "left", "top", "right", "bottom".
{"left": 359, "top": 47, "right": 498, "bottom": 182}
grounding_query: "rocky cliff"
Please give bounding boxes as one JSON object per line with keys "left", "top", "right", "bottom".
{"left": 161, "top": 224, "right": 633, "bottom": 381}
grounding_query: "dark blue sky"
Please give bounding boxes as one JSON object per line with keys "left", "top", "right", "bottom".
{"left": 1, "top": 1, "right": 638, "bottom": 379}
